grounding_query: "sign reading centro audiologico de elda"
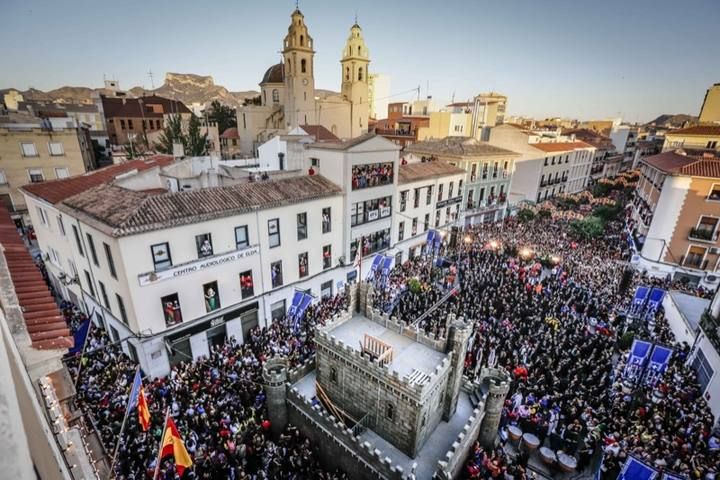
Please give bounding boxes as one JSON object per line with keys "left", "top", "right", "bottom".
{"left": 138, "top": 246, "right": 260, "bottom": 286}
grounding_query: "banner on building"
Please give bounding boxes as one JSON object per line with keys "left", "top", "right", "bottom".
{"left": 623, "top": 339, "right": 653, "bottom": 382}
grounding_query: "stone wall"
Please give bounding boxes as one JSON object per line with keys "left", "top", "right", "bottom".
{"left": 287, "top": 387, "right": 406, "bottom": 480}
{"left": 436, "top": 406, "right": 486, "bottom": 480}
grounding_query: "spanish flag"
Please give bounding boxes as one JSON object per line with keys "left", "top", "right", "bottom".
{"left": 127, "top": 369, "right": 151, "bottom": 432}
{"left": 159, "top": 417, "right": 193, "bottom": 477}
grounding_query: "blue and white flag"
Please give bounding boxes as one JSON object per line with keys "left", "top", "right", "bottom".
{"left": 644, "top": 288, "right": 666, "bottom": 320}
{"left": 287, "top": 291, "right": 304, "bottom": 320}
{"left": 623, "top": 339, "right": 653, "bottom": 382}
{"left": 617, "top": 456, "right": 658, "bottom": 480}
{"left": 69, "top": 317, "right": 92, "bottom": 355}
{"left": 644, "top": 344, "right": 673, "bottom": 387}
{"left": 381, "top": 256, "right": 393, "bottom": 277}
{"left": 662, "top": 472, "right": 688, "bottom": 480}
{"left": 630, "top": 286, "right": 650, "bottom": 316}
{"left": 366, "top": 255, "right": 383, "bottom": 279}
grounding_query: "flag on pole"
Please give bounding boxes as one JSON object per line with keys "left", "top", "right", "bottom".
{"left": 623, "top": 339, "right": 652, "bottom": 382}
{"left": 127, "top": 369, "right": 151, "bottom": 431}
{"left": 158, "top": 417, "right": 193, "bottom": 477}
{"left": 69, "top": 317, "right": 92, "bottom": 355}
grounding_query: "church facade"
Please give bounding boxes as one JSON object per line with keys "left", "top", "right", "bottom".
{"left": 237, "top": 8, "right": 370, "bottom": 156}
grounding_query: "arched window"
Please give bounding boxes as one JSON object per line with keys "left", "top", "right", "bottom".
{"left": 300, "top": 35, "right": 304, "bottom": 46}
{"left": 358, "top": 67, "right": 363, "bottom": 81}
{"left": 301, "top": 58, "right": 307, "bottom": 73}
{"left": 272, "top": 89, "right": 279, "bottom": 104}
{"left": 358, "top": 46, "right": 361, "bottom": 56}
{"left": 263, "top": 91, "right": 267, "bottom": 105}
{"left": 345, "top": 67, "right": 350, "bottom": 81}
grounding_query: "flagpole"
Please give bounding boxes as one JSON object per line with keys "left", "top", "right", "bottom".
{"left": 153, "top": 407, "right": 171, "bottom": 480}
{"left": 110, "top": 365, "right": 140, "bottom": 478}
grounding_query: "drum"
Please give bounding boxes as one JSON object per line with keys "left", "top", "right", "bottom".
{"left": 508, "top": 425, "right": 523, "bottom": 442}
{"left": 557, "top": 452, "right": 577, "bottom": 472}
{"left": 539, "top": 447, "right": 556, "bottom": 465}
{"left": 522, "top": 433, "right": 540, "bottom": 451}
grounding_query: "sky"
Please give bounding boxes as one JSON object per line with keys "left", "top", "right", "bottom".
{"left": 2, "top": 0, "right": 719, "bottom": 122}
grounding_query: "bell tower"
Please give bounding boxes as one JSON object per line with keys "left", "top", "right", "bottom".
{"left": 283, "top": 8, "right": 316, "bottom": 128}
{"left": 341, "top": 21, "right": 370, "bottom": 138}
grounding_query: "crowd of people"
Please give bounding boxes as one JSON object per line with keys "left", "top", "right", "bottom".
{"left": 69, "top": 293, "right": 348, "bottom": 479}
{"left": 370, "top": 203, "right": 718, "bottom": 479}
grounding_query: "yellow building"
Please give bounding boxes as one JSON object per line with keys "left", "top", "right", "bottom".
{"left": 663, "top": 125, "right": 720, "bottom": 153}
{"left": 418, "top": 111, "right": 473, "bottom": 140}
{"left": 699, "top": 83, "right": 720, "bottom": 124}
{"left": 0, "top": 116, "right": 94, "bottom": 219}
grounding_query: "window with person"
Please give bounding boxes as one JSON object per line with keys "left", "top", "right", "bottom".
{"left": 161, "top": 293, "right": 183, "bottom": 327}
{"left": 322, "top": 245, "right": 332, "bottom": 270}
{"left": 203, "top": 281, "right": 220, "bottom": 312}
{"left": 196, "top": 233, "right": 213, "bottom": 258}
{"left": 239, "top": 270, "right": 254, "bottom": 299}
{"left": 322, "top": 207, "right": 331, "bottom": 233}
{"left": 298, "top": 252, "right": 309, "bottom": 278}
{"left": 351, "top": 162, "right": 393, "bottom": 190}
{"left": 297, "top": 212, "right": 308, "bottom": 240}
{"left": 271, "top": 261, "right": 283, "bottom": 288}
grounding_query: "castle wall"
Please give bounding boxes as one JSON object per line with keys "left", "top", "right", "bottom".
{"left": 437, "top": 407, "right": 486, "bottom": 480}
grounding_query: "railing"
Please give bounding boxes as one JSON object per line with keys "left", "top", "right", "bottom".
{"left": 351, "top": 412, "right": 374, "bottom": 437}
{"left": 689, "top": 227, "right": 718, "bottom": 242}
{"left": 375, "top": 128, "right": 416, "bottom": 137}
{"left": 700, "top": 311, "right": 720, "bottom": 353}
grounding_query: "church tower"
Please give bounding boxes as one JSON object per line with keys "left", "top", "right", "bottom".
{"left": 283, "top": 9, "right": 316, "bottom": 128}
{"left": 341, "top": 22, "right": 370, "bottom": 137}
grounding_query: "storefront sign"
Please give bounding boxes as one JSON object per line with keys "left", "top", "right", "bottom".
{"left": 437, "top": 195, "right": 463, "bottom": 209}
{"left": 138, "top": 245, "right": 260, "bottom": 286}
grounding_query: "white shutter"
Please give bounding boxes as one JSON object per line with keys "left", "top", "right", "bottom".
{"left": 48, "top": 142, "right": 64, "bottom": 156}
{"left": 0, "top": 170, "right": 6, "bottom": 184}
{"left": 21, "top": 142, "right": 38, "bottom": 156}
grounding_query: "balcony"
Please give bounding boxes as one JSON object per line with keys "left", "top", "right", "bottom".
{"left": 375, "top": 128, "right": 416, "bottom": 138}
{"left": 700, "top": 311, "right": 720, "bottom": 353}
{"left": 689, "top": 227, "right": 718, "bottom": 243}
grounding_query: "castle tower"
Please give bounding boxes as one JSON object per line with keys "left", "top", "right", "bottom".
{"left": 443, "top": 316, "right": 472, "bottom": 421}
{"left": 478, "top": 367, "right": 511, "bottom": 447}
{"left": 262, "top": 357, "right": 289, "bottom": 436}
{"left": 340, "top": 22, "right": 370, "bottom": 138}
{"left": 283, "top": 9, "right": 316, "bottom": 128}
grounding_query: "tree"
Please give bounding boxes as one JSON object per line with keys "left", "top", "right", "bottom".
{"left": 208, "top": 100, "right": 237, "bottom": 134}
{"left": 185, "top": 114, "right": 209, "bottom": 156}
{"left": 517, "top": 208, "right": 535, "bottom": 223}
{"left": 155, "top": 114, "right": 184, "bottom": 154}
{"left": 570, "top": 216, "right": 605, "bottom": 239}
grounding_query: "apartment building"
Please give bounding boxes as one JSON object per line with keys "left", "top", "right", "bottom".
{"left": 0, "top": 113, "right": 94, "bottom": 219}
{"left": 404, "top": 137, "right": 519, "bottom": 224}
{"left": 609, "top": 125, "right": 639, "bottom": 171}
{"left": 630, "top": 150, "right": 720, "bottom": 288}
{"left": 662, "top": 125, "right": 720, "bottom": 154}
{"left": 699, "top": 83, "right": 720, "bottom": 125}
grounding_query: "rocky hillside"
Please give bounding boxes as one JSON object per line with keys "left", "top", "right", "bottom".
{"left": 646, "top": 114, "right": 697, "bottom": 128}
{"left": 4, "top": 73, "right": 258, "bottom": 108}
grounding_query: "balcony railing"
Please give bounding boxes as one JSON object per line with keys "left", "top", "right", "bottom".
{"left": 375, "top": 128, "right": 416, "bottom": 137}
{"left": 689, "top": 227, "right": 718, "bottom": 242}
{"left": 700, "top": 311, "right": 720, "bottom": 353}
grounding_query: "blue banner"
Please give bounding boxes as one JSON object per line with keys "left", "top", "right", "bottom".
{"left": 287, "top": 291, "right": 304, "bottom": 319}
{"left": 291, "top": 293, "right": 313, "bottom": 332}
{"left": 629, "top": 286, "right": 650, "bottom": 316}
{"left": 381, "top": 256, "right": 393, "bottom": 277}
{"left": 69, "top": 318, "right": 91, "bottom": 355}
{"left": 662, "top": 472, "right": 688, "bottom": 480}
{"left": 617, "top": 457, "right": 658, "bottom": 480}
{"left": 644, "top": 344, "right": 673, "bottom": 386}
{"left": 624, "top": 339, "right": 653, "bottom": 382}
{"left": 366, "top": 255, "right": 383, "bottom": 279}
{"left": 644, "top": 288, "right": 666, "bottom": 320}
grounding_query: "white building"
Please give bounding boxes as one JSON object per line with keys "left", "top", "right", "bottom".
{"left": 368, "top": 73, "right": 390, "bottom": 120}
{"left": 609, "top": 125, "right": 638, "bottom": 171}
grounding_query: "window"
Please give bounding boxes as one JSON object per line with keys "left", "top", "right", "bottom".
{"left": 55, "top": 167, "right": 70, "bottom": 179}
{"left": 449, "top": 181, "right": 454, "bottom": 198}
{"left": 321, "top": 280, "right": 333, "bottom": 298}
{"left": 310, "top": 157, "right": 319, "bottom": 168}
{"left": 330, "top": 367, "right": 338, "bottom": 383}
{"left": 544, "top": 157, "right": 548, "bottom": 166}
{"left": 36, "top": 207, "right": 47, "bottom": 225}
{"left": 240, "top": 270, "right": 254, "bottom": 298}
{"left": 358, "top": 67, "right": 363, "bottom": 81}
{"left": 103, "top": 242, "right": 117, "bottom": 279}
{"left": 470, "top": 163, "right": 478, "bottom": 182}
{"left": 298, "top": 252, "right": 309, "bottom": 278}
{"left": 151, "top": 242, "right": 172, "bottom": 270}
{"left": 350, "top": 228, "right": 391, "bottom": 259}
{"left": 322, "top": 208, "right": 331, "bottom": 233}
{"left": 56, "top": 216, "right": 65, "bottom": 236}
{"left": 437, "top": 184, "right": 443, "bottom": 202}
{"left": 435, "top": 210, "right": 441, "bottom": 227}
{"left": 98, "top": 281, "right": 110, "bottom": 309}
{"left": 128, "top": 119, "right": 134, "bottom": 130}
{"left": 323, "top": 245, "right": 332, "bottom": 269}
{"left": 413, "top": 188, "right": 420, "bottom": 208}
{"left": 492, "top": 162, "right": 499, "bottom": 178}
{"left": 203, "top": 281, "right": 220, "bottom": 312}
{"left": 0, "top": 169, "right": 6, "bottom": 185}
{"left": 301, "top": 59, "right": 307, "bottom": 73}
{"left": 691, "top": 348, "right": 714, "bottom": 392}
{"left": 386, "top": 403, "right": 394, "bottom": 420}
{"left": 268, "top": 219, "right": 280, "bottom": 247}
{"left": 351, "top": 162, "right": 393, "bottom": 190}
{"left": 692, "top": 216, "right": 719, "bottom": 241}
{"left": 707, "top": 141, "right": 717, "bottom": 149}
{"left": 272, "top": 89, "right": 279, "bottom": 103}
{"left": 708, "top": 184, "right": 720, "bottom": 201}
{"left": 426, "top": 186, "right": 433, "bottom": 205}
{"left": 271, "top": 299, "right": 285, "bottom": 321}
{"left": 48, "top": 142, "right": 64, "bottom": 156}
{"left": 683, "top": 245, "right": 707, "bottom": 268}
{"left": 20, "top": 142, "right": 38, "bottom": 157}
{"left": 412, "top": 218, "right": 418, "bottom": 235}
{"left": 120, "top": 119, "right": 126, "bottom": 130}
{"left": 28, "top": 168, "right": 44, "bottom": 183}
{"left": 116, "top": 294, "right": 128, "bottom": 324}
{"left": 196, "top": 233, "right": 213, "bottom": 257}
{"left": 398, "top": 221, "right": 405, "bottom": 242}
{"left": 482, "top": 163, "right": 488, "bottom": 179}
{"left": 271, "top": 261, "right": 283, "bottom": 288}
{"left": 161, "top": 293, "right": 182, "bottom": 327}
{"left": 400, "top": 190, "right": 408, "bottom": 212}
{"left": 424, "top": 213, "right": 430, "bottom": 231}
{"left": 86, "top": 233, "right": 99, "bottom": 266}
{"left": 72, "top": 225, "right": 84, "bottom": 256}
{"left": 84, "top": 270, "right": 95, "bottom": 297}
{"left": 235, "top": 225, "right": 249, "bottom": 249}
{"left": 297, "top": 212, "right": 308, "bottom": 240}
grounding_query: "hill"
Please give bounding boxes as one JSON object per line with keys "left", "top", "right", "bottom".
{"left": 646, "top": 114, "right": 697, "bottom": 128}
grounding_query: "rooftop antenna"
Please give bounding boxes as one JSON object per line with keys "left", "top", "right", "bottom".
{"left": 148, "top": 69, "right": 155, "bottom": 89}
{"left": 354, "top": 9, "right": 358, "bottom": 25}
{"left": 295, "top": 0, "right": 299, "bottom": 9}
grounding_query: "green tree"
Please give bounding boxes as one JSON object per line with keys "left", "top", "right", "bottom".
{"left": 154, "top": 114, "right": 184, "bottom": 154}
{"left": 593, "top": 203, "right": 622, "bottom": 222}
{"left": 517, "top": 208, "right": 535, "bottom": 223}
{"left": 208, "top": 100, "right": 237, "bottom": 134}
{"left": 185, "top": 114, "right": 209, "bottom": 156}
{"left": 570, "top": 215, "right": 605, "bottom": 239}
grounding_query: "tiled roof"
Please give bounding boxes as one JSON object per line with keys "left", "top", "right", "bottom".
{"left": 21, "top": 155, "right": 174, "bottom": 205}
{"left": 101, "top": 95, "right": 191, "bottom": 119}
{"left": 531, "top": 141, "right": 595, "bottom": 153}
{"left": 220, "top": 127, "right": 239, "bottom": 139}
{"left": 300, "top": 124, "right": 340, "bottom": 142}
{"left": 399, "top": 161, "right": 466, "bottom": 184}
{"left": 643, "top": 150, "right": 720, "bottom": 178}
{"left": 666, "top": 125, "right": 720, "bottom": 136}
{"left": 61, "top": 175, "right": 343, "bottom": 237}
{"left": 405, "top": 136, "right": 517, "bottom": 157}
{"left": 0, "top": 205, "right": 73, "bottom": 350}
{"left": 308, "top": 132, "right": 392, "bottom": 150}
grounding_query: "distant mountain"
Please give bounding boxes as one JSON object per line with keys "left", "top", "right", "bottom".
{"left": 646, "top": 114, "right": 697, "bottom": 128}
{"left": 3, "top": 73, "right": 258, "bottom": 109}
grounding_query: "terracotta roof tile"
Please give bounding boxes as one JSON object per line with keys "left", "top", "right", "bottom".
{"left": 399, "top": 161, "right": 466, "bottom": 184}
{"left": 21, "top": 155, "right": 174, "bottom": 204}
{"left": 667, "top": 125, "right": 720, "bottom": 136}
{"left": 300, "top": 124, "right": 340, "bottom": 142}
{"left": 406, "top": 136, "right": 517, "bottom": 157}
{"left": 531, "top": 141, "right": 595, "bottom": 153}
{"left": 642, "top": 150, "right": 720, "bottom": 178}
{"left": 220, "top": 127, "right": 239, "bottom": 139}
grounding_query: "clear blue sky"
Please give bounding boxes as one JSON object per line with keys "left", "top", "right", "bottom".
{"left": 2, "top": 0, "right": 719, "bottom": 122}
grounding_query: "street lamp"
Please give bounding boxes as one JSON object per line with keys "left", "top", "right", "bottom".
{"left": 489, "top": 240, "right": 499, "bottom": 250}
{"left": 520, "top": 247, "right": 532, "bottom": 259}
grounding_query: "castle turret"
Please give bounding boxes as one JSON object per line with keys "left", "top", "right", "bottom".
{"left": 478, "top": 367, "right": 511, "bottom": 447}
{"left": 442, "top": 316, "right": 472, "bottom": 420}
{"left": 262, "top": 357, "right": 289, "bottom": 436}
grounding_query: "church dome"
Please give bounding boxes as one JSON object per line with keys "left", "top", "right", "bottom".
{"left": 261, "top": 63, "right": 284, "bottom": 84}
